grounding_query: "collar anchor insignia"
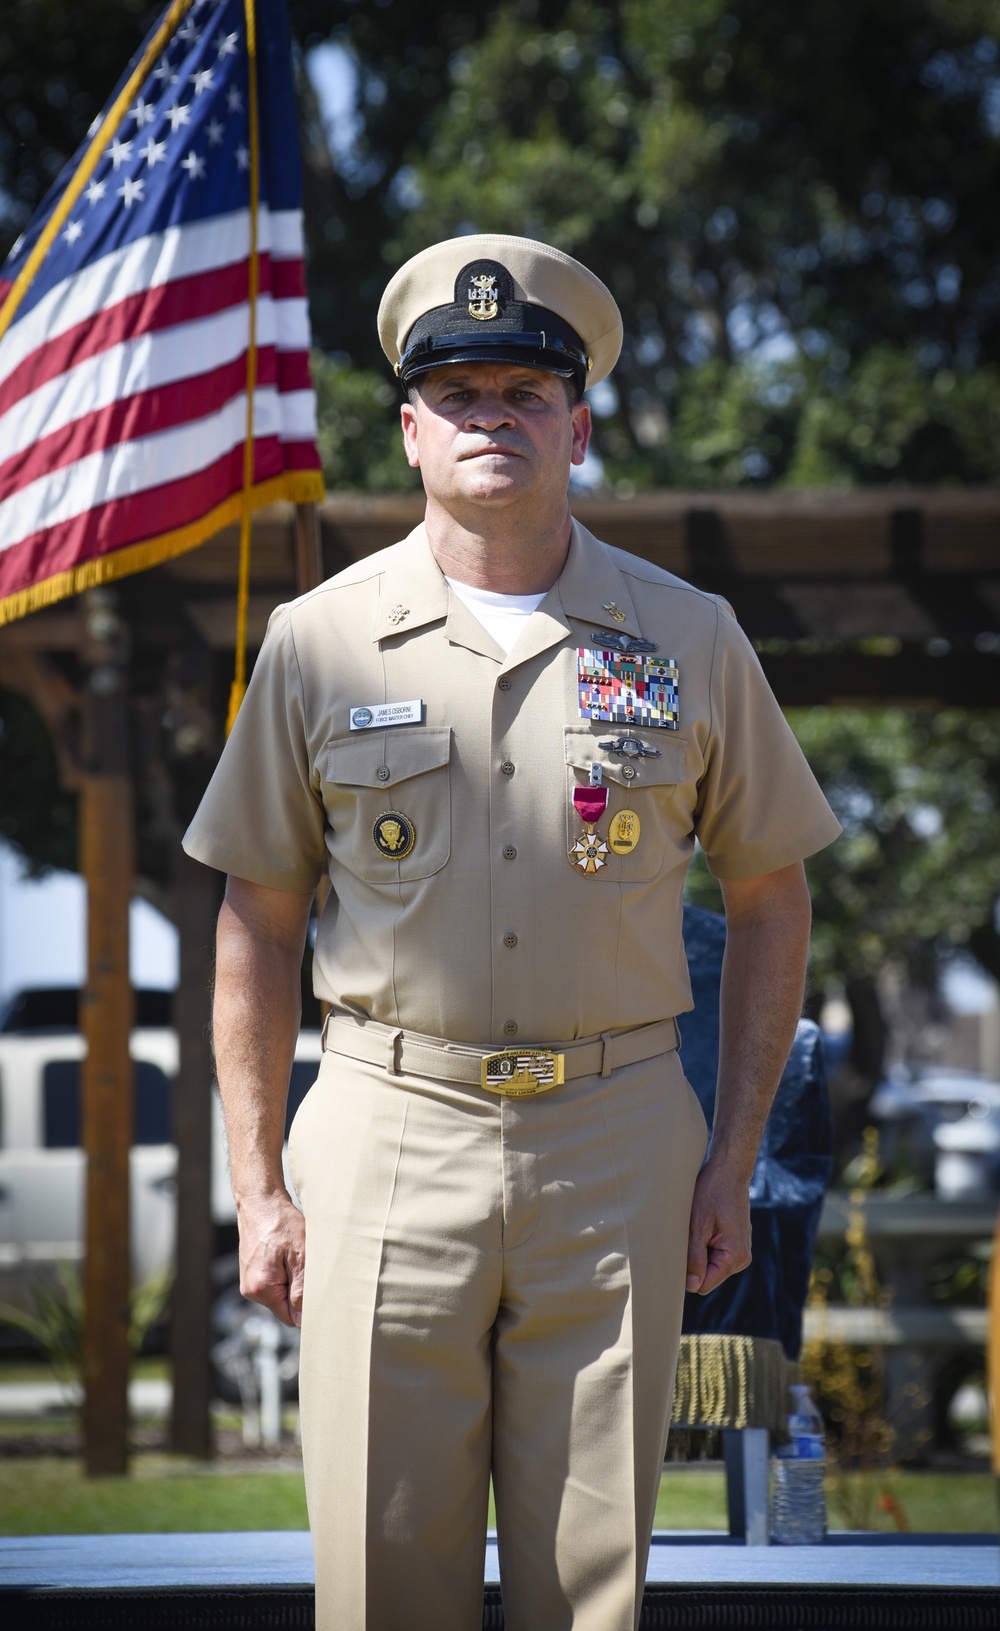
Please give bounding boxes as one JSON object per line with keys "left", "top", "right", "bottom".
{"left": 468, "top": 273, "right": 499, "bottom": 321}
{"left": 386, "top": 604, "right": 410, "bottom": 626}
{"left": 602, "top": 601, "right": 628, "bottom": 623}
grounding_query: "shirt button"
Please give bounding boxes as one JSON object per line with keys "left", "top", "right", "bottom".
{"left": 500, "top": 760, "right": 515, "bottom": 777}
{"left": 622, "top": 765, "right": 637, "bottom": 779}
{"left": 503, "top": 1020, "right": 518, "bottom": 1035}
{"left": 503, "top": 845, "right": 517, "bottom": 860}
{"left": 498, "top": 677, "right": 511, "bottom": 691}
{"left": 376, "top": 766, "right": 390, "bottom": 782}
{"left": 503, "top": 933, "right": 518, "bottom": 948}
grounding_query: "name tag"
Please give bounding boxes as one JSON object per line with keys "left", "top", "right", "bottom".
{"left": 350, "top": 699, "right": 424, "bottom": 731}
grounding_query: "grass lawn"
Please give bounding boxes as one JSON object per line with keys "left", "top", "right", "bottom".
{"left": 0, "top": 1456, "right": 995, "bottom": 1538}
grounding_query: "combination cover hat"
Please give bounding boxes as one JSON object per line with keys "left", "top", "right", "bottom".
{"left": 378, "top": 234, "right": 623, "bottom": 394}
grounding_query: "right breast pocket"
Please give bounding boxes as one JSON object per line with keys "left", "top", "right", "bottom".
{"left": 324, "top": 726, "right": 452, "bottom": 884}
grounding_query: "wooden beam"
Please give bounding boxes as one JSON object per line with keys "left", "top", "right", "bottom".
{"left": 79, "top": 588, "right": 134, "bottom": 1479}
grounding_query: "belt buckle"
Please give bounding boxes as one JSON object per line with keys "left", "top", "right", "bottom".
{"left": 481, "top": 1048, "right": 565, "bottom": 1097}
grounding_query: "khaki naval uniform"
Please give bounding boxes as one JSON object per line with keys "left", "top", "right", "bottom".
{"left": 184, "top": 519, "right": 840, "bottom": 1631}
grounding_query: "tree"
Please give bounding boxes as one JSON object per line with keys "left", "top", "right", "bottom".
{"left": 687, "top": 708, "right": 1000, "bottom": 1158}
{"left": 6, "top": 3, "right": 1000, "bottom": 488}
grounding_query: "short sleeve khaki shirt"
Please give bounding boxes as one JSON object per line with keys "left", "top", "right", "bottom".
{"left": 184, "top": 521, "right": 840, "bottom": 1043}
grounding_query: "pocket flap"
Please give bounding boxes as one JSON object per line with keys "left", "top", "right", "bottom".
{"left": 326, "top": 725, "right": 452, "bottom": 789}
{"left": 564, "top": 726, "right": 686, "bottom": 787}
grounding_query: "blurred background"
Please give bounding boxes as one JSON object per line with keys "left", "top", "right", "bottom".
{"left": 0, "top": 0, "right": 997, "bottom": 1533}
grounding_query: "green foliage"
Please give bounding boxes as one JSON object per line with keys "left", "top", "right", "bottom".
{"left": 0, "top": 688, "right": 76, "bottom": 875}
{"left": 311, "top": 353, "right": 419, "bottom": 492}
{"left": 787, "top": 708, "right": 1000, "bottom": 992}
{"left": 7, "top": 2, "right": 1000, "bottom": 490}
{"left": 0, "top": 1264, "right": 174, "bottom": 1390}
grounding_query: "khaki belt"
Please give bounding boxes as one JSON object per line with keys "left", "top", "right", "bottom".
{"left": 322, "top": 1013, "right": 679, "bottom": 1098}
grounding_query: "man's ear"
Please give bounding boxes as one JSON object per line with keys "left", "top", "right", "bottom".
{"left": 570, "top": 400, "right": 592, "bottom": 467}
{"left": 400, "top": 399, "right": 420, "bottom": 469}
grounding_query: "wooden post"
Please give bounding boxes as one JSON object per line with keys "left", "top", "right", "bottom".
{"left": 294, "top": 502, "right": 323, "bottom": 593}
{"left": 79, "top": 587, "right": 134, "bottom": 1478}
{"left": 169, "top": 845, "right": 218, "bottom": 1458}
{"left": 165, "top": 636, "right": 221, "bottom": 1462}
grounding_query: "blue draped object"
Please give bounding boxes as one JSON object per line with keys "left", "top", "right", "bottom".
{"left": 678, "top": 904, "right": 833, "bottom": 1362}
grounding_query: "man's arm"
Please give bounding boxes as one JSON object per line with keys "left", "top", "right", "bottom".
{"left": 685, "top": 860, "right": 812, "bottom": 1295}
{"left": 214, "top": 875, "right": 315, "bottom": 1326}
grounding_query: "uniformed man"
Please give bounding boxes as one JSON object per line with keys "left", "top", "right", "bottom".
{"left": 184, "top": 234, "right": 841, "bottom": 1631}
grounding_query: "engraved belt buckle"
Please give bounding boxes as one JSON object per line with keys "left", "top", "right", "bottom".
{"left": 480, "top": 1049, "right": 566, "bottom": 1096}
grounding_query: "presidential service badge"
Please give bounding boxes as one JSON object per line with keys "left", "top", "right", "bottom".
{"left": 372, "top": 811, "right": 416, "bottom": 859}
{"left": 578, "top": 648, "right": 679, "bottom": 729}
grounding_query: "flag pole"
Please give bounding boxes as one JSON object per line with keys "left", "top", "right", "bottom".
{"left": 226, "top": 0, "right": 261, "bottom": 738}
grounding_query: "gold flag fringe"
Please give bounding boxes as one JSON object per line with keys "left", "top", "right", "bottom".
{"left": 671, "top": 1333, "right": 796, "bottom": 1435}
{"left": 0, "top": 469, "right": 324, "bottom": 628}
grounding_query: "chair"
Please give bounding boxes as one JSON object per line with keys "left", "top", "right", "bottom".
{"left": 671, "top": 905, "right": 834, "bottom": 1543}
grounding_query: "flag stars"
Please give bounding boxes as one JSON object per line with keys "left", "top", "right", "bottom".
{"left": 166, "top": 102, "right": 191, "bottom": 132}
{"left": 130, "top": 96, "right": 155, "bottom": 127}
{"left": 107, "top": 136, "right": 133, "bottom": 170}
{"left": 192, "top": 67, "right": 215, "bottom": 96}
{"left": 153, "top": 59, "right": 178, "bottom": 86}
{"left": 181, "top": 150, "right": 207, "bottom": 181}
{"left": 215, "top": 31, "right": 239, "bottom": 58}
{"left": 139, "top": 136, "right": 168, "bottom": 168}
{"left": 177, "top": 20, "right": 200, "bottom": 42}
{"left": 206, "top": 119, "right": 225, "bottom": 147}
{"left": 235, "top": 144, "right": 250, "bottom": 171}
{"left": 117, "top": 175, "right": 145, "bottom": 208}
{"left": 84, "top": 177, "right": 107, "bottom": 206}
{"left": 226, "top": 85, "right": 243, "bottom": 113}
{"left": 62, "top": 219, "right": 84, "bottom": 246}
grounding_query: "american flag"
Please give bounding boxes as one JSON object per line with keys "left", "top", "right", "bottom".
{"left": 0, "top": 0, "right": 323, "bottom": 625}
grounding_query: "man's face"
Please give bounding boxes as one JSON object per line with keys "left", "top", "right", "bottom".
{"left": 400, "top": 362, "right": 591, "bottom": 514}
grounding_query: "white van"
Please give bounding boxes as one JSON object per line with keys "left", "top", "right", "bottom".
{"left": 0, "top": 988, "right": 322, "bottom": 1322}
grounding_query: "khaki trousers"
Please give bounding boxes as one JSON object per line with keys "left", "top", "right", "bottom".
{"left": 287, "top": 1040, "right": 707, "bottom": 1631}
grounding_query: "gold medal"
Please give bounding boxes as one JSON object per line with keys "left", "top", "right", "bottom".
{"left": 608, "top": 810, "right": 640, "bottom": 855}
{"left": 569, "top": 830, "right": 609, "bottom": 873}
{"left": 372, "top": 811, "right": 416, "bottom": 859}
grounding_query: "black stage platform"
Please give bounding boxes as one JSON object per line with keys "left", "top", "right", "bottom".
{"left": 2, "top": 1531, "right": 997, "bottom": 1629}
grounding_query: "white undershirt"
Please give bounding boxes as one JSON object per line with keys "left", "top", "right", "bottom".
{"left": 445, "top": 577, "right": 547, "bottom": 655}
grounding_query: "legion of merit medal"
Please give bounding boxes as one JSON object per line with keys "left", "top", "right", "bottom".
{"left": 569, "top": 783, "right": 610, "bottom": 874}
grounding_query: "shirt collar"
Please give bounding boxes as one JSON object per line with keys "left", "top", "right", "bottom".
{"left": 552, "top": 518, "right": 643, "bottom": 638}
{"left": 372, "top": 515, "right": 643, "bottom": 650}
{"left": 372, "top": 523, "right": 449, "bottom": 641}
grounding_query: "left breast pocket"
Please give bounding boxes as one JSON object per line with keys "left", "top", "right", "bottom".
{"left": 324, "top": 726, "right": 452, "bottom": 884}
{"left": 564, "top": 726, "right": 691, "bottom": 883}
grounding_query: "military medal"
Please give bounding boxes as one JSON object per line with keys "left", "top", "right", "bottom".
{"left": 608, "top": 810, "right": 640, "bottom": 855}
{"left": 569, "top": 782, "right": 609, "bottom": 874}
{"left": 373, "top": 811, "right": 416, "bottom": 859}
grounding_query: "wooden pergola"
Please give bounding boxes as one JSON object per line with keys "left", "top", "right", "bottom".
{"left": 0, "top": 485, "right": 996, "bottom": 1471}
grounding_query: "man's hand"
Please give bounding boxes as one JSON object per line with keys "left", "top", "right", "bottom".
{"left": 684, "top": 1155, "right": 752, "bottom": 1295}
{"left": 213, "top": 876, "right": 314, "bottom": 1330}
{"left": 683, "top": 861, "right": 812, "bottom": 1296}
{"left": 237, "top": 1191, "right": 306, "bottom": 1328}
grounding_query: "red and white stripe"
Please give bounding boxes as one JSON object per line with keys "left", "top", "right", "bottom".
{"left": 0, "top": 206, "right": 319, "bottom": 602}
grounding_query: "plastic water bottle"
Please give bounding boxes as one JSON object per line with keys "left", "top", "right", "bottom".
{"left": 770, "top": 1384, "right": 827, "bottom": 1544}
